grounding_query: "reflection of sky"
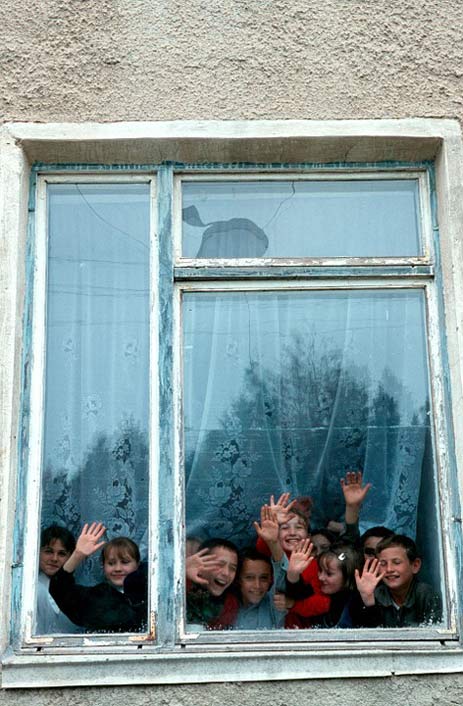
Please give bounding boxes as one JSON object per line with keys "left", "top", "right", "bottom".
{"left": 43, "top": 184, "right": 150, "bottom": 474}
{"left": 182, "top": 179, "right": 421, "bottom": 258}
{"left": 183, "top": 290, "right": 430, "bottom": 431}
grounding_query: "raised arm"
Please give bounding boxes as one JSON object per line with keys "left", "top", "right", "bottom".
{"left": 253, "top": 505, "right": 283, "bottom": 561}
{"left": 269, "top": 493, "right": 297, "bottom": 524}
{"left": 63, "top": 522, "right": 106, "bottom": 573}
{"left": 354, "top": 557, "right": 386, "bottom": 607}
{"left": 286, "top": 539, "right": 314, "bottom": 584}
{"left": 341, "top": 471, "right": 371, "bottom": 526}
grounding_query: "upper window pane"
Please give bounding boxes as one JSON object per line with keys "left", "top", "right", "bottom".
{"left": 37, "top": 183, "right": 150, "bottom": 635}
{"left": 182, "top": 179, "right": 422, "bottom": 259}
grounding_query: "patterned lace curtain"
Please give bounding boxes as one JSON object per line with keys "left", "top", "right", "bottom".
{"left": 183, "top": 289, "right": 436, "bottom": 578}
{"left": 40, "top": 183, "right": 150, "bottom": 583}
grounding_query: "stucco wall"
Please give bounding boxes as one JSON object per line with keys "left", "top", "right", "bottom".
{"left": 1, "top": 0, "right": 463, "bottom": 124}
{"left": 2, "top": 0, "right": 463, "bottom": 702}
{"left": 1, "top": 675, "right": 463, "bottom": 706}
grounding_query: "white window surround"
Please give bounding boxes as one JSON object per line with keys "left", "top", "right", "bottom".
{"left": 1, "top": 119, "right": 463, "bottom": 688}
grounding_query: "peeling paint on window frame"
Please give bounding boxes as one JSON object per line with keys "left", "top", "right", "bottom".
{"left": 1, "top": 120, "right": 463, "bottom": 688}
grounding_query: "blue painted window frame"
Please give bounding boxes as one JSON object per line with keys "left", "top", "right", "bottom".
{"left": 11, "top": 158, "right": 462, "bottom": 654}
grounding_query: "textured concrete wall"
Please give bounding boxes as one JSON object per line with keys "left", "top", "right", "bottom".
{"left": 1, "top": 0, "right": 463, "bottom": 124}
{"left": 2, "top": 0, "right": 463, "bottom": 702}
{"left": 1, "top": 674, "right": 463, "bottom": 706}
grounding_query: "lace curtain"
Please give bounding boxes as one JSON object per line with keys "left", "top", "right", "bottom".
{"left": 183, "top": 290, "right": 435, "bottom": 571}
{"left": 40, "top": 183, "right": 150, "bottom": 583}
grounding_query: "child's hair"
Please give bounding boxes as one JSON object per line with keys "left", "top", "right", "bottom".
{"left": 199, "top": 537, "right": 239, "bottom": 557}
{"left": 359, "top": 525, "right": 394, "bottom": 548}
{"left": 239, "top": 547, "right": 272, "bottom": 572}
{"left": 281, "top": 508, "right": 310, "bottom": 532}
{"left": 318, "top": 544, "right": 361, "bottom": 591}
{"left": 101, "top": 537, "right": 140, "bottom": 564}
{"left": 310, "top": 528, "right": 337, "bottom": 544}
{"left": 375, "top": 534, "right": 420, "bottom": 562}
{"left": 40, "top": 525, "right": 76, "bottom": 554}
{"left": 292, "top": 496, "right": 313, "bottom": 524}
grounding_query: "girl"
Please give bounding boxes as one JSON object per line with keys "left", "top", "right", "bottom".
{"left": 313, "top": 544, "right": 361, "bottom": 628}
{"left": 49, "top": 522, "right": 147, "bottom": 633}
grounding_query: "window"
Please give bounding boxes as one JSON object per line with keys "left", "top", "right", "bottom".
{"left": 3, "top": 120, "right": 463, "bottom": 687}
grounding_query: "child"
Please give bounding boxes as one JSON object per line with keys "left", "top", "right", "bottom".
{"left": 309, "top": 528, "right": 337, "bottom": 557}
{"left": 353, "top": 534, "right": 442, "bottom": 627}
{"left": 285, "top": 540, "right": 361, "bottom": 628}
{"left": 36, "top": 525, "right": 81, "bottom": 634}
{"left": 254, "top": 500, "right": 330, "bottom": 627}
{"left": 49, "top": 522, "right": 147, "bottom": 632}
{"left": 358, "top": 526, "right": 394, "bottom": 563}
{"left": 186, "top": 537, "right": 239, "bottom": 630}
{"left": 316, "top": 544, "right": 361, "bottom": 627}
{"left": 233, "top": 548, "right": 286, "bottom": 630}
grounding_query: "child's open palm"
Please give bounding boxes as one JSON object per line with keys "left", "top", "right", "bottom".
{"left": 355, "top": 557, "right": 386, "bottom": 606}
{"left": 253, "top": 504, "right": 279, "bottom": 545}
{"left": 76, "top": 522, "right": 107, "bottom": 557}
{"left": 287, "top": 538, "right": 313, "bottom": 582}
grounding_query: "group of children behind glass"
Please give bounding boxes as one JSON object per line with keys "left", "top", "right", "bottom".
{"left": 37, "top": 472, "right": 441, "bottom": 634}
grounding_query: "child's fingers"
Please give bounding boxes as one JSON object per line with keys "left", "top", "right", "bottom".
{"left": 193, "top": 575, "right": 209, "bottom": 586}
{"left": 194, "top": 548, "right": 210, "bottom": 558}
{"left": 199, "top": 557, "right": 220, "bottom": 568}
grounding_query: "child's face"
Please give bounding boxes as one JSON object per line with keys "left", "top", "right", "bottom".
{"left": 363, "top": 536, "right": 383, "bottom": 562}
{"left": 311, "top": 533, "right": 331, "bottom": 557}
{"left": 279, "top": 515, "right": 308, "bottom": 553}
{"left": 201, "top": 546, "right": 238, "bottom": 597}
{"left": 377, "top": 546, "right": 421, "bottom": 595}
{"left": 103, "top": 549, "right": 139, "bottom": 588}
{"left": 39, "top": 539, "right": 71, "bottom": 577}
{"left": 318, "top": 557, "right": 344, "bottom": 595}
{"left": 239, "top": 559, "right": 272, "bottom": 607}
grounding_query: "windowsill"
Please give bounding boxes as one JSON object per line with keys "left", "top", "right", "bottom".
{"left": 3, "top": 640, "right": 463, "bottom": 689}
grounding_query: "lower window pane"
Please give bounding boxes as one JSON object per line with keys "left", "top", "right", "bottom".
{"left": 36, "top": 183, "right": 150, "bottom": 635}
{"left": 183, "top": 289, "right": 444, "bottom": 632}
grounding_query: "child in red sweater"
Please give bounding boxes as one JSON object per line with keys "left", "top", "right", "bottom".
{"left": 254, "top": 497, "right": 330, "bottom": 627}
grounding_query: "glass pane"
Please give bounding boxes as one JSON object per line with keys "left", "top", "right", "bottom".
{"left": 182, "top": 179, "right": 422, "bottom": 258}
{"left": 183, "top": 289, "right": 444, "bottom": 631}
{"left": 37, "top": 183, "right": 150, "bottom": 635}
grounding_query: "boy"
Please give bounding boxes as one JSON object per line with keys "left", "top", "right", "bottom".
{"left": 254, "top": 502, "right": 330, "bottom": 627}
{"left": 234, "top": 548, "right": 286, "bottom": 630}
{"left": 36, "top": 525, "right": 81, "bottom": 634}
{"left": 186, "top": 537, "right": 239, "bottom": 629}
{"left": 354, "top": 534, "right": 442, "bottom": 627}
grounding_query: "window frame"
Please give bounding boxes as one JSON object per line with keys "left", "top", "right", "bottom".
{"left": 2, "top": 119, "right": 463, "bottom": 688}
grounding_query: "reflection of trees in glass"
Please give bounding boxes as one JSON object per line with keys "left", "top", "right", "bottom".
{"left": 41, "top": 416, "right": 149, "bottom": 581}
{"left": 186, "top": 333, "right": 428, "bottom": 542}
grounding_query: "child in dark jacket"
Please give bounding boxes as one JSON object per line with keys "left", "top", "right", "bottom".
{"left": 49, "top": 522, "right": 147, "bottom": 633}
{"left": 352, "top": 534, "right": 442, "bottom": 627}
